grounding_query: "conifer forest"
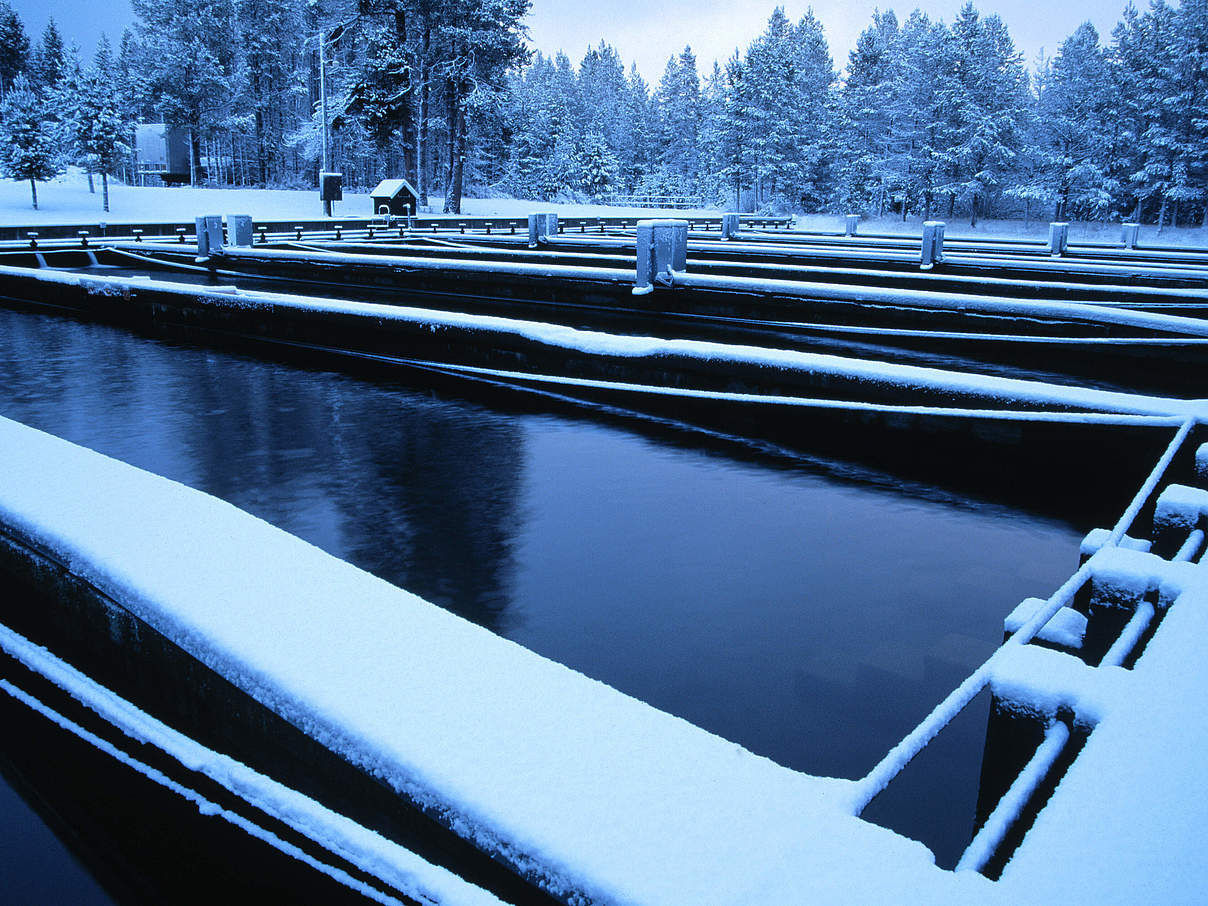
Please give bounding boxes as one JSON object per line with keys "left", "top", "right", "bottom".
{"left": 0, "top": 0, "right": 1206, "bottom": 225}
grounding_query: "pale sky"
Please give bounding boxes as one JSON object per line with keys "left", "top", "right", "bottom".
{"left": 20, "top": 0, "right": 1131, "bottom": 80}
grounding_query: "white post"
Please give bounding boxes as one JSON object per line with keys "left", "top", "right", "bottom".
{"left": 920, "top": 221, "right": 945, "bottom": 270}
{"left": 1121, "top": 222, "right": 1140, "bottom": 250}
{"left": 634, "top": 219, "right": 688, "bottom": 293}
{"left": 194, "top": 215, "right": 223, "bottom": 261}
{"left": 527, "top": 212, "right": 558, "bottom": 247}
{"left": 844, "top": 214, "right": 859, "bottom": 236}
{"left": 721, "top": 213, "right": 741, "bottom": 239}
{"left": 227, "top": 215, "right": 253, "bottom": 247}
{"left": 1049, "top": 222, "right": 1069, "bottom": 257}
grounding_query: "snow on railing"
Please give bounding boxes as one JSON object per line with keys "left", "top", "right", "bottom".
{"left": 849, "top": 417, "right": 1196, "bottom": 817}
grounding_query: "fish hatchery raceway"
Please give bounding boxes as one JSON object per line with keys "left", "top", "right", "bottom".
{"left": 0, "top": 211, "right": 1207, "bottom": 904}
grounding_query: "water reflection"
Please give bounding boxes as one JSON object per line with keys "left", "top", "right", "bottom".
{"left": 0, "top": 306, "right": 1089, "bottom": 778}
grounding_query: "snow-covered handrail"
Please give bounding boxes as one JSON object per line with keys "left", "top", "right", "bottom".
{"left": 849, "top": 417, "right": 1197, "bottom": 813}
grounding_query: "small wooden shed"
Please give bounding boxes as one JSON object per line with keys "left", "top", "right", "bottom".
{"left": 370, "top": 179, "right": 420, "bottom": 216}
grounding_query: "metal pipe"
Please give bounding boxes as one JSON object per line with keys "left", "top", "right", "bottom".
{"left": 1101, "top": 602, "right": 1156, "bottom": 669}
{"left": 955, "top": 721, "right": 1071, "bottom": 874}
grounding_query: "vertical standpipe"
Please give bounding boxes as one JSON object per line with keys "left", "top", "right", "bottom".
{"left": 634, "top": 219, "right": 688, "bottom": 293}
{"left": 844, "top": 214, "right": 859, "bottom": 236}
{"left": 194, "top": 215, "right": 224, "bottom": 260}
{"left": 1122, "top": 223, "right": 1140, "bottom": 250}
{"left": 527, "top": 212, "right": 558, "bottom": 247}
{"left": 228, "top": 215, "right": 253, "bottom": 248}
{"left": 721, "top": 213, "right": 742, "bottom": 239}
{"left": 920, "top": 221, "right": 945, "bottom": 270}
{"left": 1049, "top": 222, "right": 1070, "bottom": 257}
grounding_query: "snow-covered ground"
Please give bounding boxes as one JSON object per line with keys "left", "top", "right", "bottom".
{"left": 3, "top": 170, "right": 1206, "bottom": 248}
{"left": 0, "top": 169, "right": 719, "bottom": 226}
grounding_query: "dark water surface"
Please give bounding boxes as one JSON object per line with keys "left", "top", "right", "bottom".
{"left": 0, "top": 305, "right": 1089, "bottom": 895}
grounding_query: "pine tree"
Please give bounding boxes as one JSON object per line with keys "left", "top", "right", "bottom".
{"left": 0, "top": 74, "right": 60, "bottom": 208}
{"left": 237, "top": 0, "right": 306, "bottom": 185}
{"left": 576, "top": 129, "right": 618, "bottom": 195}
{"left": 131, "top": 0, "right": 240, "bottom": 184}
{"left": 346, "top": 2, "right": 414, "bottom": 170}
{"left": 29, "top": 17, "right": 65, "bottom": 94}
{"left": 622, "top": 63, "right": 652, "bottom": 194}
{"left": 71, "top": 56, "right": 132, "bottom": 211}
{"left": 740, "top": 8, "right": 836, "bottom": 211}
{"left": 835, "top": 11, "right": 899, "bottom": 214}
{"left": 652, "top": 46, "right": 701, "bottom": 194}
{"left": 940, "top": 3, "right": 1029, "bottom": 225}
{"left": 1031, "top": 23, "right": 1114, "bottom": 220}
{"left": 0, "top": 1, "right": 28, "bottom": 96}
{"left": 434, "top": 0, "right": 530, "bottom": 213}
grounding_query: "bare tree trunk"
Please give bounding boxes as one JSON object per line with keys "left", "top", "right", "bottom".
{"left": 442, "top": 83, "right": 457, "bottom": 212}
{"left": 1157, "top": 196, "right": 1168, "bottom": 236}
{"left": 87, "top": 170, "right": 95, "bottom": 193}
{"left": 29, "top": 178, "right": 37, "bottom": 210}
{"left": 446, "top": 96, "right": 467, "bottom": 215}
{"left": 970, "top": 194, "right": 978, "bottom": 228}
{"left": 102, "top": 172, "right": 109, "bottom": 212}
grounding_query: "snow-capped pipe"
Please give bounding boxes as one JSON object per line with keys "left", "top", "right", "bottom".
{"left": 851, "top": 418, "right": 1197, "bottom": 813}
{"left": 1100, "top": 601, "right": 1157, "bottom": 669}
{"left": 954, "top": 720, "right": 1071, "bottom": 874}
{"left": 133, "top": 241, "right": 1208, "bottom": 338}
{"left": 666, "top": 269, "right": 1208, "bottom": 338}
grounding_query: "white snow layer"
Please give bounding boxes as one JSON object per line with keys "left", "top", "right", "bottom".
{"left": 994, "top": 546, "right": 1208, "bottom": 903}
{"left": 3, "top": 411, "right": 1208, "bottom": 903}
{"left": 5, "top": 264, "right": 1202, "bottom": 422}
{"left": 0, "top": 415, "right": 988, "bottom": 904}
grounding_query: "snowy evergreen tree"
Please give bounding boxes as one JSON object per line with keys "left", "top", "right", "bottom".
{"left": 0, "top": 74, "right": 61, "bottom": 208}
{"left": 940, "top": 3, "right": 1030, "bottom": 225}
{"left": 0, "top": 1, "right": 29, "bottom": 96}
{"left": 622, "top": 63, "right": 653, "bottom": 193}
{"left": 237, "top": 0, "right": 307, "bottom": 185}
{"left": 29, "top": 17, "right": 65, "bottom": 94}
{"left": 576, "top": 129, "right": 618, "bottom": 195}
{"left": 433, "top": 0, "right": 530, "bottom": 213}
{"left": 651, "top": 46, "right": 701, "bottom": 194}
{"left": 346, "top": 3, "right": 414, "bottom": 171}
{"left": 739, "top": 8, "right": 835, "bottom": 210}
{"left": 131, "top": 0, "right": 240, "bottom": 184}
{"left": 1030, "top": 24, "right": 1114, "bottom": 220}
{"left": 835, "top": 11, "right": 899, "bottom": 214}
{"left": 70, "top": 52, "right": 132, "bottom": 211}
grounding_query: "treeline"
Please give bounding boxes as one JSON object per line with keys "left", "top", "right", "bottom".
{"left": 0, "top": 0, "right": 1206, "bottom": 226}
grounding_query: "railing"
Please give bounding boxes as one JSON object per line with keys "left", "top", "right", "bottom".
{"left": 602, "top": 194, "right": 705, "bottom": 209}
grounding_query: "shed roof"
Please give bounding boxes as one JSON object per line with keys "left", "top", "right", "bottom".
{"left": 370, "top": 178, "right": 418, "bottom": 199}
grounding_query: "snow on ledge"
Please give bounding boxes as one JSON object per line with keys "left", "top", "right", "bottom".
{"left": 0, "top": 263, "right": 1201, "bottom": 420}
{"left": 0, "top": 415, "right": 992, "bottom": 905}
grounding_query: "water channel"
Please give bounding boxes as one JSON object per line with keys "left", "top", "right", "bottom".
{"left": 0, "top": 303, "right": 1108, "bottom": 900}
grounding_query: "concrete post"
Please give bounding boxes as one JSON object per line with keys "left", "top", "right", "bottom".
{"left": 527, "top": 212, "right": 558, "bottom": 247}
{"left": 1121, "top": 223, "right": 1140, "bottom": 250}
{"left": 844, "top": 214, "right": 859, "bottom": 236}
{"left": 194, "top": 215, "right": 223, "bottom": 260}
{"left": 920, "top": 221, "right": 945, "bottom": 270}
{"left": 635, "top": 219, "right": 689, "bottom": 293}
{"left": 1049, "top": 222, "right": 1070, "bottom": 257}
{"left": 721, "top": 213, "right": 741, "bottom": 239}
{"left": 228, "top": 215, "right": 253, "bottom": 248}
